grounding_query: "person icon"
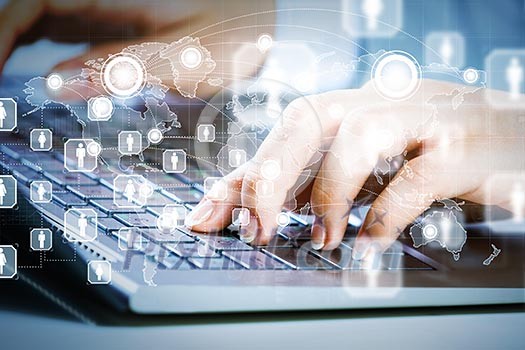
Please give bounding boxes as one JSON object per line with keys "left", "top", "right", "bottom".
{"left": 440, "top": 36, "right": 453, "bottom": 66}
{"left": 235, "top": 151, "right": 242, "bottom": 166}
{"left": 124, "top": 179, "right": 136, "bottom": 203}
{"left": 170, "top": 151, "right": 179, "bottom": 171}
{"left": 506, "top": 57, "right": 523, "bottom": 100}
{"left": 95, "top": 264, "right": 104, "bottom": 281}
{"left": 38, "top": 230, "right": 47, "bottom": 249}
{"left": 0, "top": 178, "right": 7, "bottom": 206}
{"left": 78, "top": 213, "right": 88, "bottom": 237}
{"left": 202, "top": 126, "right": 210, "bottom": 141}
{"left": 37, "top": 183, "right": 47, "bottom": 201}
{"left": 511, "top": 182, "right": 525, "bottom": 222}
{"left": 361, "top": 0, "right": 384, "bottom": 31}
{"left": 0, "top": 248, "right": 6, "bottom": 275}
{"left": 126, "top": 133, "right": 134, "bottom": 152}
{"left": 237, "top": 209, "right": 249, "bottom": 226}
{"left": 0, "top": 101, "right": 7, "bottom": 129}
{"left": 38, "top": 131, "right": 47, "bottom": 149}
{"left": 76, "top": 143, "right": 86, "bottom": 169}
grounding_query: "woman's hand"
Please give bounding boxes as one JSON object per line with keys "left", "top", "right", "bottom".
{"left": 187, "top": 79, "right": 525, "bottom": 258}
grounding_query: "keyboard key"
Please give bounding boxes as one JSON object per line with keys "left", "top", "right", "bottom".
{"left": 162, "top": 186, "right": 203, "bottom": 204}
{"left": 34, "top": 201, "right": 67, "bottom": 223}
{"left": 193, "top": 234, "right": 253, "bottom": 251}
{"left": 187, "top": 256, "right": 244, "bottom": 270}
{"left": 67, "top": 185, "right": 114, "bottom": 200}
{"left": 165, "top": 242, "right": 219, "bottom": 258}
{"left": 90, "top": 199, "right": 145, "bottom": 214}
{"left": 98, "top": 217, "right": 127, "bottom": 232}
{"left": 53, "top": 191, "right": 88, "bottom": 207}
{"left": 145, "top": 191, "right": 178, "bottom": 207}
{"left": 307, "top": 241, "right": 354, "bottom": 269}
{"left": 12, "top": 168, "right": 42, "bottom": 185}
{"left": 141, "top": 228, "right": 194, "bottom": 243}
{"left": 222, "top": 250, "right": 289, "bottom": 270}
{"left": 44, "top": 171, "right": 98, "bottom": 186}
{"left": 263, "top": 247, "right": 338, "bottom": 270}
{"left": 20, "top": 156, "right": 63, "bottom": 172}
{"left": 113, "top": 212, "right": 159, "bottom": 228}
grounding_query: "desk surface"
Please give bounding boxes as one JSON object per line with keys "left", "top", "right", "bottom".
{"left": 1, "top": 281, "right": 524, "bottom": 350}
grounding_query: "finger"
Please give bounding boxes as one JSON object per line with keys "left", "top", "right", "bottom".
{"left": 185, "top": 166, "right": 245, "bottom": 233}
{"left": 239, "top": 94, "right": 341, "bottom": 245}
{"left": 310, "top": 103, "right": 431, "bottom": 251}
{"left": 352, "top": 149, "right": 465, "bottom": 260}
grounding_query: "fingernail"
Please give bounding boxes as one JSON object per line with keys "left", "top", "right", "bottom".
{"left": 352, "top": 234, "right": 371, "bottom": 261}
{"left": 185, "top": 199, "right": 214, "bottom": 227}
{"left": 311, "top": 217, "right": 325, "bottom": 250}
{"left": 239, "top": 217, "right": 257, "bottom": 243}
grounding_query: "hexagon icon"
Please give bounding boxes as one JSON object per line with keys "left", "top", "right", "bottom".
{"left": 0, "top": 175, "right": 17, "bottom": 209}
{"left": 118, "top": 131, "right": 142, "bottom": 155}
{"left": 113, "top": 175, "right": 153, "bottom": 208}
{"left": 0, "top": 98, "right": 17, "bottom": 132}
{"left": 88, "top": 96, "right": 114, "bottom": 121}
{"left": 30, "top": 228, "right": 53, "bottom": 251}
{"left": 64, "top": 139, "right": 98, "bottom": 173}
{"left": 197, "top": 124, "right": 215, "bottom": 142}
{"left": 162, "top": 149, "right": 187, "bottom": 173}
{"left": 0, "top": 245, "right": 17, "bottom": 279}
{"left": 30, "top": 129, "right": 53, "bottom": 151}
{"left": 64, "top": 208, "right": 98, "bottom": 242}
{"left": 30, "top": 181, "right": 52, "bottom": 203}
{"left": 117, "top": 227, "right": 144, "bottom": 251}
{"left": 87, "top": 260, "right": 111, "bottom": 285}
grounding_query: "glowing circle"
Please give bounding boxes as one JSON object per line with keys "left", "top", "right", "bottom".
{"left": 463, "top": 68, "right": 479, "bottom": 84}
{"left": 101, "top": 53, "right": 146, "bottom": 98}
{"left": 91, "top": 96, "right": 114, "bottom": 119}
{"left": 157, "top": 213, "right": 177, "bottom": 233}
{"left": 276, "top": 212, "right": 291, "bottom": 227}
{"left": 261, "top": 159, "right": 281, "bottom": 181}
{"left": 371, "top": 51, "right": 421, "bottom": 101}
{"left": 147, "top": 129, "right": 163, "bottom": 144}
{"left": 422, "top": 224, "right": 438, "bottom": 240}
{"left": 86, "top": 142, "right": 102, "bottom": 157}
{"left": 180, "top": 46, "right": 203, "bottom": 70}
{"left": 257, "top": 34, "right": 273, "bottom": 52}
{"left": 139, "top": 183, "right": 154, "bottom": 198}
{"left": 47, "top": 74, "right": 63, "bottom": 90}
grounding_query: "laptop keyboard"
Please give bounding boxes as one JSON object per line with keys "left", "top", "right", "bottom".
{"left": 0, "top": 113, "right": 433, "bottom": 273}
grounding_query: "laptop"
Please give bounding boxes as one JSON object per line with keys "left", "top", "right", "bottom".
{"left": 0, "top": 74, "right": 523, "bottom": 316}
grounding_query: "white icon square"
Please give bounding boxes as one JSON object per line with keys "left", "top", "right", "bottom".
{"left": 229, "top": 149, "right": 247, "bottom": 168}
{"left": 203, "top": 177, "right": 228, "bottom": 201}
{"left": 197, "top": 124, "right": 215, "bottom": 142}
{"left": 232, "top": 208, "right": 250, "bottom": 227}
{"left": 64, "top": 208, "right": 98, "bottom": 242}
{"left": 118, "top": 131, "right": 142, "bottom": 155}
{"left": 30, "top": 129, "right": 53, "bottom": 151}
{"left": 87, "top": 260, "right": 111, "bottom": 285}
{"left": 117, "top": 227, "right": 144, "bottom": 251}
{"left": 30, "top": 181, "right": 52, "bottom": 203}
{"left": 162, "top": 150, "right": 187, "bottom": 173}
{"left": 30, "top": 228, "right": 53, "bottom": 251}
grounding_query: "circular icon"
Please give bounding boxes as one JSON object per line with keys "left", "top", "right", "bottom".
{"left": 101, "top": 53, "right": 146, "bottom": 98}
{"left": 86, "top": 141, "right": 102, "bottom": 157}
{"left": 261, "top": 159, "right": 281, "bottom": 181}
{"left": 371, "top": 51, "right": 422, "bottom": 101}
{"left": 47, "top": 74, "right": 63, "bottom": 90}
{"left": 463, "top": 68, "right": 479, "bottom": 84}
{"left": 91, "top": 96, "right": 114, "bottom": 119}
{"left": 257, "top": 34, "right": 273, "bottom": 53}
{"left": 276, "top": 212, "right": 291, "bottom": 227}
{"left": 180, "top": 46, "right": 203, "bottom": 70}
{"left": 157, "top": 213, "right": 177, "bottom": 233}
{"left": 139, "top": 183, "right": 154, "bottom": 198}
{"left": 147, "top": 128, "right": 163, "bottom": 144}
{"left": 422, "top": 223, "right": 438, "bottom": 240}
